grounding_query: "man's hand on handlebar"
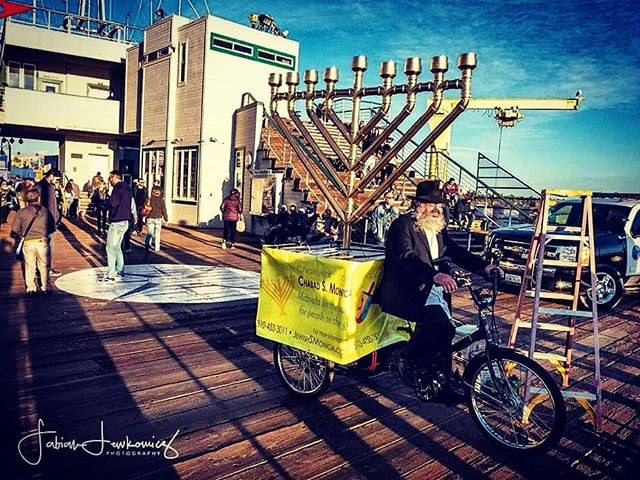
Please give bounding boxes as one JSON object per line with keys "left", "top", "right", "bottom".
{"left": 434, "top": 273, "right": 458, "bottom": 293}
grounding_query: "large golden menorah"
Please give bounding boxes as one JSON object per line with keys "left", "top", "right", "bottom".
{"left": 268, "top": 52, "right": 477, "bottom": 248}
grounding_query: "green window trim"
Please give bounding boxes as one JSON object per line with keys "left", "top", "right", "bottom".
{"left": 210, "top": 32, "right": 296, "bottom": 71}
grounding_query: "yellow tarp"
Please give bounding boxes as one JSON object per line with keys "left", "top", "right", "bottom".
{"left": 256, "top": 247, "right": 410, "bottom": 364}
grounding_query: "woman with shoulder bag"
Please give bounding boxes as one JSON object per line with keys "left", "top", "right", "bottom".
{"left": 144, "top": 186, "right": 168, "bottom": 253}
{"left": 220, "top": 188, "right": 243, "bottom": 250}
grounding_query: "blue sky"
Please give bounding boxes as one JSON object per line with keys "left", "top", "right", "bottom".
{"left": 18, "top": 1, "right": 640, "bottom": 192}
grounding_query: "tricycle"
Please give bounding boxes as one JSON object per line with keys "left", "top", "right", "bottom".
{"left": 257, "top": 244, "right": 566, "bottom": 453}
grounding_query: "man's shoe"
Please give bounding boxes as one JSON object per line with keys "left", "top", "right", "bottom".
{"left": 221, "top": 242, "right": 227, "bottom": 250}
{"left": 99, "top": 276, "right": 116, "bottom": 283}
{"left": 115, "top": 272, "right": 125, "bottom": 279}
{"left": 41, "top": 289, "right": 53, "bottom": 296}
{"left": 414, "top": 370, "right": 447, "bottom": 402}
{"left": 26, "top": 291, "right": 38, "bottom": 297}
{"left": 49, "top": 269, "right": 62, "bottom": 277}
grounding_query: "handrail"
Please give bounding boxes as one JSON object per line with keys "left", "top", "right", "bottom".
{"left": 262, "top": 124, "right": 324, "bottom": 205}
{"left": 476, "top": 152, "right": 540, "bottom": 197}
{"left": 438, "top": 151, "right": 531, "bottom": 219}
{"left": 246, "top": 93, "right": 365, "bottom": 206}
{"left": 7, "top": 5, "right": 143, "bottom": 44}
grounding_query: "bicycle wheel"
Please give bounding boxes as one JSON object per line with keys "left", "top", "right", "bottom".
{"left": 273, "top": 343, "right": 334, "bottom": 398}
{"left": 464, "top": 348, "right": 566, "bottom": 453}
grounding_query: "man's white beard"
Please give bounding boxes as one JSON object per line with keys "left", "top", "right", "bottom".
{"left": 414, "top": 207, "right": 446, "bottom": 234}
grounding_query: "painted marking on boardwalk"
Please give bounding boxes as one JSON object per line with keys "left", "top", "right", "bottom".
{"left": 55, "top": 264, "right": 260, "bottom": 303}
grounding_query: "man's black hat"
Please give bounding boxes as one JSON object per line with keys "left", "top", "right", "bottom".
{"left": 408, "top": 179, "right": 447, "bottom": 204}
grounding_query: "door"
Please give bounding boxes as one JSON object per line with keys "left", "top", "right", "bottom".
{"left": 626, "top": 204, "right": 640, "bottom": 277}
{"left": 88, "top": 154, "right": 112, "bottom": 184}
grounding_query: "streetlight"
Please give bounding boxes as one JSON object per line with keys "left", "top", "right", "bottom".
{"left": 0, "top": 137, "right": 23, "bottom": 171}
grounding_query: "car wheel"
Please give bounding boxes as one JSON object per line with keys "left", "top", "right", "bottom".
{"left": 580, "top": 265, "right": 624, "bottom": 311}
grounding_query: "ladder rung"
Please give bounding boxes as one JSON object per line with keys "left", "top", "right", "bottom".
{"left": 515, "top": 321, "right": 573, "bottom": 332}
{"left": 546, "top": 226, "right": 582, "bottom": 233}
{"left": 544, "top": 189, "right": 592, "bottom": 197}
{"left": 538, "top": 307, "right": 593, "bottom": 318}
{"left": 544, "top": 234, "right": 588, "bottom": 242}
{"left": 561, "top": 390, "right": 596, "bottom": 401}
{"left": 542, "top": 259, "right": 580, "bottom": 267}
{"left": 517, "top": 349, "right": 568, "bottom": 362}
{"left": 525, "top": 290, "right": 575, "bottom": 301}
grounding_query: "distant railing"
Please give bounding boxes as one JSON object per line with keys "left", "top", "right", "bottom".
{"left": 7, "top": 5, "right": 143, "bottom": 44}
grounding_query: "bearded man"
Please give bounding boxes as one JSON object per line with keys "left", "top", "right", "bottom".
{"left": 379, "top": 179, "right": 496, "bottom": 403}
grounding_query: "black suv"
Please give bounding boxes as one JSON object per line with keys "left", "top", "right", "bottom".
{"left": 484, "top": 198, "right": 640, "bottom": 310}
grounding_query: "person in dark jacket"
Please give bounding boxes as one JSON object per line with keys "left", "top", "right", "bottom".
{"left": 101, "top": 170, "right": 133, "bottom": 282}
{"left": 92, "top": 181, "right": 110, "bottom": 236}
{"left": 145, "top": 185, "right": 168, "bottom": 253}
{"left": 36, "top": 169, "right": 62, "bottom": 276}
{"left": 264, "top": 204, "right": 289, "bottom": 244}
{"left": 133, "top": 178, "right": 148, "bottom": 233}
{"left": 220, "top": 188, "right": 242, "bottom": 250}
{"left": 379, "top": 179, "right": 497, "bottom": 403}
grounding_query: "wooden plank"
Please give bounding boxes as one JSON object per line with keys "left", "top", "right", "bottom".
{"left": 2, "top": 213, "right": 639, "bottom": 479}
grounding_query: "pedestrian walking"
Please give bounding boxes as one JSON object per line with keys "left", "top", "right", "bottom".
{"left": 35, "top": 169, "right": 62, "bottom": 277}
{"left": 220, "top": 188, "right": 242, "bottom": 249}
{"left": 92, "top": 181, "right": 110, "bottom": 236}
{"left": 101, "top": 170, "right": 133, "bottom": 282}
{"left": 11, "top": 188, "right": 55, "bottom": 295}
{"left": 144, "top": 185, "right": 168, "bottom": 253}
{"left": 133, "top": 178, "right": 148, "bottom": 234}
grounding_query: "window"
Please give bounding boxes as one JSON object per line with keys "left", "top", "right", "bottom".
{"left": 233, "top": 43, "right": 253, "bottom": 55}
{"left": 276, "top": 55, "right": 293, "bottom": 66}
{"left": 23, "top": 63, "right": 35, "bottom": 90}
{"left": 212, "top": 36, "right": 254, "bottom": 57}
{"left": 178, "top": 42, "right": 187, "bottom": 84}
{"left": 144, "top": 46, "right": 172, "bottom": 63}
{"left": 257, "top": 48, "right": 295, "bottom": 68}
{"left": 173, "top": 148, "right": 198, "bottom": 201}
{"left": 210, "top": 33, "right": 296, "bottom": 70}
{"left": 213, "top": 38, "right": 232, "bottom": 50}
{"left": 43, "top": 81, "right": 60, "bottom": 93}
{"left": 257, "top": 50, "right": 275, "bottom": 61}
{"left": 550, "top": 202, "right": 631, "bottom": 234}
{"left": 142, "top": 149, "right": 165, "bottom": 189}
{"left": 631, "top": 212, "right": 640, "bottom": 237}
{"left": 8, "top": 62, "right": 20, "bottom": 88}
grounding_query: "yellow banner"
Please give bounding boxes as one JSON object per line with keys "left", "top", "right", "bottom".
{"left": 256, "top": 247, "right": 410, "bottom": 364}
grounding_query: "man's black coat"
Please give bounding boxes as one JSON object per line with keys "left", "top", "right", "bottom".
{"left": 379, "top": 213, "right": 487, "bottom": 321}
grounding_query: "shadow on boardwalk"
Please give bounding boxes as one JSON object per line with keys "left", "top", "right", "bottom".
{"left": 1, "top": 213, "right": 639, "bottom": 479}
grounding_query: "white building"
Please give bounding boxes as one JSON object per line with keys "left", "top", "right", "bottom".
{"left": 0, "top": 19, "right": 137, "bottom": 188}
{"left": 126, "top": 14, "right": 298, "bottom": 226}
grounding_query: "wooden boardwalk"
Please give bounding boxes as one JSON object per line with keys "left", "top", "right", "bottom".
{"left": 1, "top": 213, "right": 638, "bottom": 479}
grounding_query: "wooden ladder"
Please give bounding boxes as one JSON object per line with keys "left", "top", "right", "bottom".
{"left": 509, "top": 189, "right": 603, "bottom": 429}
